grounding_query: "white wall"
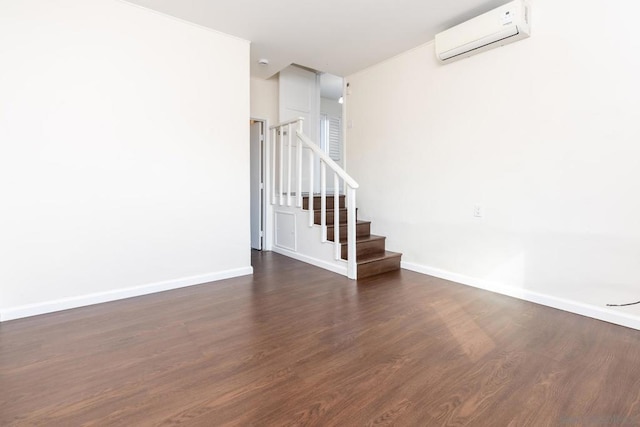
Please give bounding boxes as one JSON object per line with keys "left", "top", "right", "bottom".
{"left": 346, "top": 0, "right": 640, "bottom": 327}
{"left": 0, "top": 0, "right": 251, "bottom": 320}
{"left": 250, "top": 76, "right": 279, "bottom": 124}
{"left": 321, "top": 97, "right": 342, "bottom": 118}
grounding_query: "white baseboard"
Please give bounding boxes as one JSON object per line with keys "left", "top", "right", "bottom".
{"left": 272, "top": 247, "right": 348, "bottom": 277}
{"left": 401, "top": 261, "right": 640, "bottom": 331}
{"left": 0, "top": 266, "right": 253, "bottom": 322}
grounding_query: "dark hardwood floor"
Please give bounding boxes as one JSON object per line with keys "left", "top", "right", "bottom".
{"left": 2, "top": 251, "right": 640, "bottom": 426}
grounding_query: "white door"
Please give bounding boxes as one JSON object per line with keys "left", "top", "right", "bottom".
{"left": 279, "top": 65, "right": 321, "bottom": 194}
{"left": 250, "top": 120, "right": 263, "bottom": 250}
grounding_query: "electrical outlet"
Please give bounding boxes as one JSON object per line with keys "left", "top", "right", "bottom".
{"left": 473, "top": 204, "right": 483, "bottom": 218}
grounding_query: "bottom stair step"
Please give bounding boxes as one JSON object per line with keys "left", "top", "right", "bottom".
{"left": 357, "top": 251, "right": 402, "bottom": 279}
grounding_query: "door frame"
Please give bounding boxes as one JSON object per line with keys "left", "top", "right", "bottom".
{"left": 250, "top": 117, "right": 271, "bottom": 251}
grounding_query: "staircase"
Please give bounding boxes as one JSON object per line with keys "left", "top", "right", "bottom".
{"left": 269, "top": 117, "right": 401, "bottom": 280}
{"left": 303, "top": 194, "right": 402, "bottom": 279}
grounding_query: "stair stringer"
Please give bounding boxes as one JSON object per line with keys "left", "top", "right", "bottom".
{"left": 270, "top": 204, "right": 348, "bottom": 277}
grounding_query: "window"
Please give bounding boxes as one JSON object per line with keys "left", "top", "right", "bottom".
{"left": 321, "top": 113, "right": 342, "bottom": 163}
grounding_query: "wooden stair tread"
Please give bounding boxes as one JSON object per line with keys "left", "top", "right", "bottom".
{"left": 313, "top": 207, "right": 355, "bottom": 227}
{"left": 311, "top": 207, "right": 348, "bottom": 216}
{"left": 340, "top": 234, "right": 385, "bottom": 246}
{"left": 302, "top": 194, "right": 402, "bottom": 279}
{"left": 327, "top": 220, "right": 370, "bottom": 228}
{"left": 356, "top": 250, "right": 402, "bottom": 265}
{"left": 356, "top": 250, "right": 402, "bottom": 279}
{"left": 312, "top": 207, "right": 347, "bottom": 212}
{"left": 340, "top": 235, "right": 386, "bottom": 260}
{"left": 303, "top": 194, "right": 346, "bottom": 210}
{"left": 327, "top": 220, "right": 371, "bottom": 243}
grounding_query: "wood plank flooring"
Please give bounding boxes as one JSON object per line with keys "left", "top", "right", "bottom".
{"left": 2, "top": 251, "right": 640, "bottom": 426}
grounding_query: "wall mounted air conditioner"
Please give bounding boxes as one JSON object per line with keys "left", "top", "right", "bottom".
{"left": 435, "top": 0, "right": 531, "bottom": 63}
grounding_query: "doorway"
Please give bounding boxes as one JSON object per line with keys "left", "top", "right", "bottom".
{"left": 250, "top": 118, "right": 266, "bottom": 250}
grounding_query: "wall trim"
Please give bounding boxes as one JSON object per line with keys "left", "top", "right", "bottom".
{"left": 0, "top": 266, "right": 253, "bottom": 322}
{"left": 401, "top": 261, "right": 640, "bottom": 331}
{"left": 272, "top": 247, "right": 348, "bottom": 277}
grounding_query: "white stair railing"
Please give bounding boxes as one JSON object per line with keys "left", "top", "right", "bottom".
{"left": 269, "top": 118, "right": 359, "bottom": 279}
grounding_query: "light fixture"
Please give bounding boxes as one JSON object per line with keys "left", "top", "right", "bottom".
{"left": 258, "top": 58, "right": 269, "bottom": 66}
{"left": 338, "top": 96, "right": 344, "bottom": 104}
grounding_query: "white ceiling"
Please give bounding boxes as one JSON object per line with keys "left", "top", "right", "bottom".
{"left": 320, "top": 73, "right": 344, "bottom": 101}
{"left": 125, "top": 0, "right": 508, "bottom": 78}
